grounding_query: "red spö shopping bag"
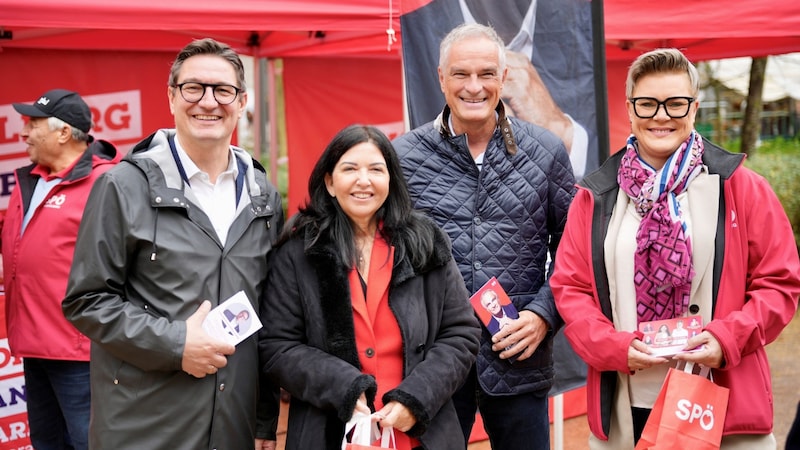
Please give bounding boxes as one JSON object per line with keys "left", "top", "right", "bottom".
{"left": 635, "top": 364, "right": 729, "bottom": 450}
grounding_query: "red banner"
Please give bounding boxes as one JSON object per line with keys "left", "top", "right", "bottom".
{"left": 283, "top": 57, "right": 403, "bottom": 214}
{"left": 0, "top": 47, "right": 177, "bottom": 449}
{"left": 0, "top": 294, "right": 28, "bottom": 449}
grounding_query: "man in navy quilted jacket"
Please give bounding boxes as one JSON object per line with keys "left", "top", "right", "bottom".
{"left": 393, "top": 23, "right": 576, "bottom": 449}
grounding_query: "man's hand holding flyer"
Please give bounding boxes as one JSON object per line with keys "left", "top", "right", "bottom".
{"left": 202, "top": 291, "right": 263, "bottom": 346}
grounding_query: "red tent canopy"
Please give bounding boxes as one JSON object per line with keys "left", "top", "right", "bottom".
{"left": 3, "top": 0, "right": 800, "bottom": 59}
{"left": 0, "top": 0, "right": 404, "bottom": 57}
{"left": 603, "top": 0, "right": 800, "bottom": 62}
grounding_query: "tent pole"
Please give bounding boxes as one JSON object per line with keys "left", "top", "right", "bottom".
{"left": 252, "top": 56, "right": 269, "bottom": 163}
{"left": 267, "top": 58, "right": 278, "bottom": 186}
{"left": 554, "top": 393, "right": 564, "bottom": 450}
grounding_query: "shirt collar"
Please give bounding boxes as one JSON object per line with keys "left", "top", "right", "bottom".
{"left": 31, "top": 156, "right": 81, "bottom": 181}
{"left": 173, "top": 136, "right": 238, "bottom": 182}
{"left": 438, "top": 102, "right": 518, "bottom": 156}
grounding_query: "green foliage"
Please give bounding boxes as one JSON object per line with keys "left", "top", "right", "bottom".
{"left": 754, "top": 136, "right": 800, "bottom": 155}
{"left": 739, "top": 137, "right": 800, "bottom": 248}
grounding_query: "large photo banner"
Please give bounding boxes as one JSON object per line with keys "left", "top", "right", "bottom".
{"left": 400, "top": 0, "right": 600, "bottom": 398}
{"left": 401, "top": 0, "right": 604, "bottom": 180}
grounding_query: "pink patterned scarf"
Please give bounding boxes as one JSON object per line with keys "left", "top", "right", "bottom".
{"left": 617, "top": 131, "right": 704, "bottom": 323}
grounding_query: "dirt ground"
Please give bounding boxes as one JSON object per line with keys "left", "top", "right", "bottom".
{"left": 274, "top": 310, "right": 800, "bottom": 449}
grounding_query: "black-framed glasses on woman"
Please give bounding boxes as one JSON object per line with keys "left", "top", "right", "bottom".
{"left": 629, "top": 96, "right": 695, "bottom": 119}
{"left": 173, "top": 82, "right": 242, "bottom": 105}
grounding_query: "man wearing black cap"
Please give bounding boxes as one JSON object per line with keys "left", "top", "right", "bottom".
{"left": 1, "top": 89, "right": 120, "bottom": 450}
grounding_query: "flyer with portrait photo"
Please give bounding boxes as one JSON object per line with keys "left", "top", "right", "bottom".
{"left": 202, "top": 291, "right": 262, "bottom": 346}
{"left": 638, "top": 315, "right": 704, "bottom": 357}
{"left": 470, "top": 277, "right": 519, "bottom": 336}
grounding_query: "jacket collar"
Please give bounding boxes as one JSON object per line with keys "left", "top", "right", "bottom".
{"left": 579, "top": 136, "right": 744, "bottom": 196}
{"left": 435, "top": 102, "right": 518, "bottom": 156}
{"left": 22, "top": 139, "right": 119, "bottom": 183}
{"left": 303, "top": 222, "right": 452, "bottom": 288}
{"left": 301, "top": 221, "right": 453, "bottom": 370}
{"left": 125, "top": 129, "right": 275, "bottom": 218}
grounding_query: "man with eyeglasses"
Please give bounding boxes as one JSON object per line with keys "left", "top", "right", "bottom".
{"left": 62, "top": 38, "right": 283, "bottom": 450}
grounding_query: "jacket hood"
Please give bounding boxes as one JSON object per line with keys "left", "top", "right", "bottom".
{"left": 89, "top": 138, "right": 121, "bottom": 161}
{"left": 56, "top": 138, "right": 120, "bottom": 183}
{"left": 125, "top": 129, "right": 270, "bottom": 200}
{"left": 121, "top": 128, "right": 279, "bottom": 260}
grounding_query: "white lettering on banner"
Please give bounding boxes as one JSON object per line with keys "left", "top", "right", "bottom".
{"left": 0, "top": 339, "right": 27, "bottom": 419}
{"left": 0, "top": 340, "right": 23, "bottom": 376}
{"left": 0, "top": 385, "right": 26, "bottom": 409}
{"left": 675, "top": 398, "right": 715, "bottom": 431}
{"left": 0, "top": 112, "right": 22, "bottom": 148}
{"left": 85, "top": 90, "right": 142, "bottom": 142}
{"left": 0, "top": 90, "right": 143, "bottom": 210}
{"left": 0, "top": 90, "right": 142, "bottom": 155}
{"left": 0, "top": 421, "right": 27, "bottom": 443}
{"left": 0, "top": 166, "right": 20, "bottom": 209}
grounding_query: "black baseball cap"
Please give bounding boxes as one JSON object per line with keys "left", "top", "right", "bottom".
{"left": 12, "top": 89, "right": 92, "bottom": 133}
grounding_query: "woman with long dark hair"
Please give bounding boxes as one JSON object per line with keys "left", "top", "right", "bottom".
{"left": 259, "top": 125, "right": 480, "bottom": 450}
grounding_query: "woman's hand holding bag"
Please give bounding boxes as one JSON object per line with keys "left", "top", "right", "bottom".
{"left": 342, "top": 411, "right": 397, "bottom": 450}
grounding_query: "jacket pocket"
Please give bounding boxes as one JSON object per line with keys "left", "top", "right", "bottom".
{"left": 111, "top": 359, "right": 146, "bottom": 398}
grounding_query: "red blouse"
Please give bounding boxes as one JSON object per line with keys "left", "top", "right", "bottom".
{"left": 349, "top": 234, "right": 419, "bottom": 450}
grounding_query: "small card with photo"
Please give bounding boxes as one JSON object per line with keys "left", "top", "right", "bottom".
{"left": 470, "top": 277, "right": 519, "bottom": 336}
{"left": 638, "top": 315, "right": 704, "bottom": 357}
{"left": 202, "top": 291, "right": 263, "bottom": 346}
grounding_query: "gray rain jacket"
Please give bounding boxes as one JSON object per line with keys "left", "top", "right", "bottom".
{"left": 63, "top": 129, "right": 283, "bottom": 450}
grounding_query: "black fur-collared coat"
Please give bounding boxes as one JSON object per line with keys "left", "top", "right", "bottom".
{"left": 259, "top": 221, "right": 480, "bottom": 450}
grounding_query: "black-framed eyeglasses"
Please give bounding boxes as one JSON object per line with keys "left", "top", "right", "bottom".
{"left": 173, "top": 82, "right": 242, "bottom": 105}
{"left": 629, "top": 96, "right": 695, "bottom": 119}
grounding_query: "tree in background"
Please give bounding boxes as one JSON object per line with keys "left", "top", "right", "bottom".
{"left": 740, "top": 56, "right": 767, "bottom": 155}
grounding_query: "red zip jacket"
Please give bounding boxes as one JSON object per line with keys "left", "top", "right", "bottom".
{"left": 551, "top": 141, "right": 800, "bottom": 440}
{"left": 1, "top": 139, "right": 120, "bottom": 360}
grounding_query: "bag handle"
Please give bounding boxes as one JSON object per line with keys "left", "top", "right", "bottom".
{"left": 379, "top": 426, "right": 397, "bottom": 448}
{"left": 342, "top": 411, "right": 380, "bottom": 450}
{"left": 680, "top": 361, "right": 711, "bottom": 379}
